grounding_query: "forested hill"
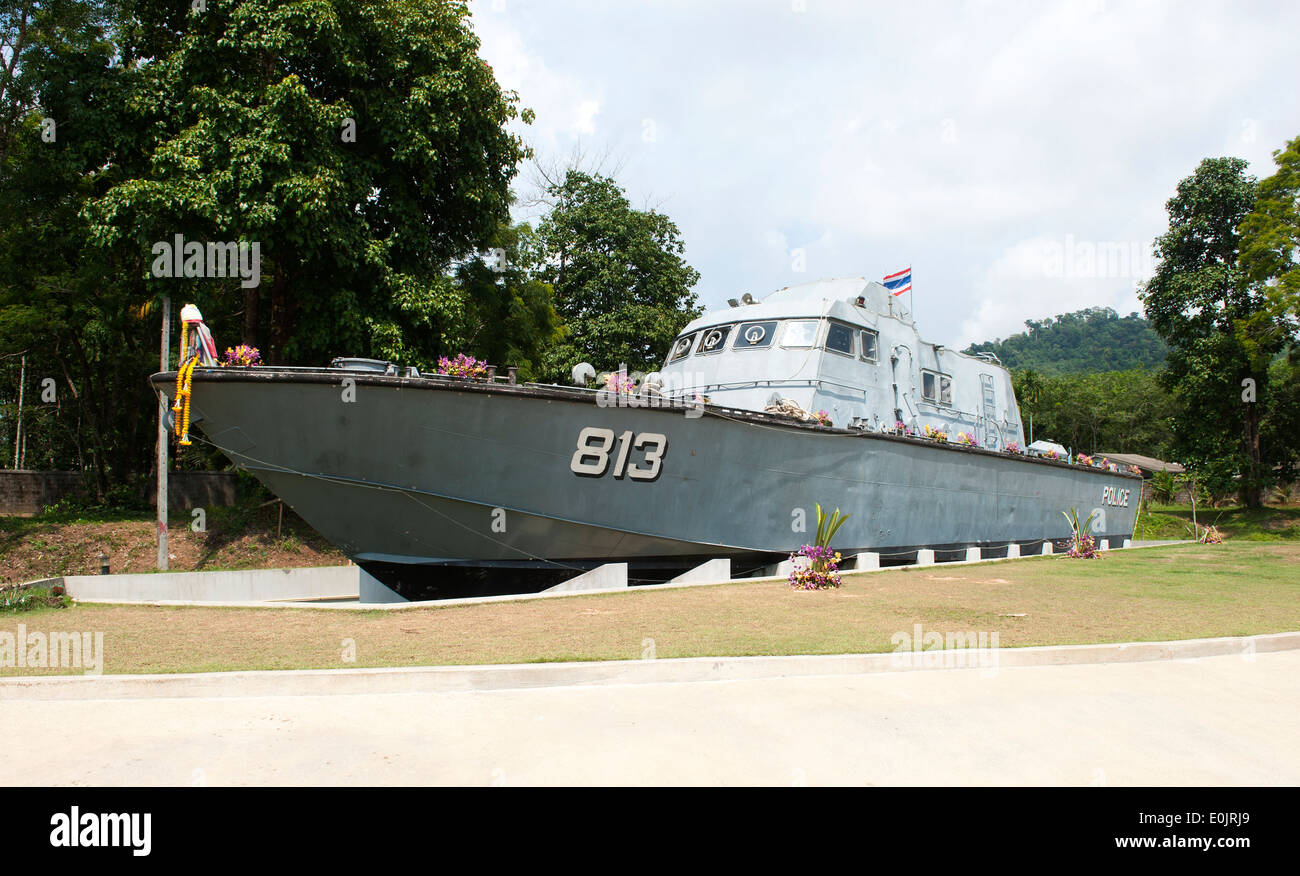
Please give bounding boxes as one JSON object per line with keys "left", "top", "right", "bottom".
{"left": 963, "top": 307, "right": 1167, "bottom": 374}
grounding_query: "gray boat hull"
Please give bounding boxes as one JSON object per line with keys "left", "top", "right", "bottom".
{"left": 152, "top": 368, "right": 1140, "bottom": 591}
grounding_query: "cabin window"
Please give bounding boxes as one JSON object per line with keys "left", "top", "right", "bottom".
{"left": 859, "top": 329, "right": 879, "bottom": 363}
{"left": 696, "top": 325, "right": 732, "bottom": 354}
{"left": 734, "top": 321, "right": 778, "bottom": 349}
{"left": 781, "top": 320, "right": 819, "bottom": 348}
{"left": 824, "top": 322, "right": 855, "bottom": 356}
{"left": 668, "top": 333, "right": 696, "bottom": 363}
{"left": 922, "top": 370, "right": 952, "bottom": 405}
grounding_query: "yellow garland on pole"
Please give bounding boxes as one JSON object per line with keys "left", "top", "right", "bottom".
{"left": 176, "top": 357, "right": 198, "bottom": 446}
{"left": 173, "top": 304, "right": 218, "bottom": 447}
{"left": 172, "top": 320, "right": 190, "bottom": 434}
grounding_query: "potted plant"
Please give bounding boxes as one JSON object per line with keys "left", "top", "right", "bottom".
{"left": 788, "top": 504, "right": 852, "bottom": 589}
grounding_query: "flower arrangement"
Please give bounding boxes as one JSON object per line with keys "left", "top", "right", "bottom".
{"left": 1046, "top": 449, "right": 1062, "bottom": 460}
{"left": 789, "top": 504, "right": 853, "bottom": 590}
{"left": 1128, "top": 464, "right": 1143, "bottom": 475}
{"left": 1006, "top": 442, "right": 1023, "bottom": 454}
{"left": 1076, "top": 453, "right": 1094, "bottom": 466}
{"left": 956, "top": 431, "right": 978, "bottom": 446}
{"left": 812, "top": 410, "right": 832, "bottom": 426}
{"left": 1062, "top": 507, "right": 1100, "bottom": 559}
{"left": 437, "top": 353, "right": 489, "bottom": 378}
{"left": 604, "top": 371, "right": 635, "bottom": 393}
{"left": 1197, "top": 524, "right": 1225, "bottom": 545}
{"left": 222, "top": 344, "right": 261, "bottom": 367}
{"left": 787, "top": 545, "right": 843, "bottom": 589}
{"left": 1067, "top": 533, "right": 1099, "bottom": 558}
{"left": 923, "top": 424, "right": 948, "bottom": 443}
{"left": 890, "top": 420, "right": 913, "bottom": 437}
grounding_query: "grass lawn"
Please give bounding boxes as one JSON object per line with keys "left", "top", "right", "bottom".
{"left": 1135, "top": 502, "right": 1300, "bottom": 542}
{"left": 3, "top": 541, "right": 1297, "bottom": 676}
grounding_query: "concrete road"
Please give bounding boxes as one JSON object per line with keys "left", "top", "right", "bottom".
{"left": 2, "top": 650, "right": 1297, "bottom": 785}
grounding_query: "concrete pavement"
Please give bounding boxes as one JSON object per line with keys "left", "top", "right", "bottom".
{"left": 2, "top": 647, "right": 1297, "bottom": 785}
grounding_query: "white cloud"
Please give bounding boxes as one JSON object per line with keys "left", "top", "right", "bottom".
{"left": 957, "top": 236, "right": 1147, "bottom": 348}
{"left": 465, "top": 0, "right": 1300, "bottom": 346}
{"left": 469, "top": 4, "right": 605, "bottom": 151}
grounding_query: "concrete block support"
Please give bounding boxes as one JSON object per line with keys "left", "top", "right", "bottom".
{"left": 1042, "top": 542, "right": 1053, "bottom": 555}
{"left": 63, "top": 566, "right": 362, "bottom": 603}
{"left": 544, "top": 563, "right": 628, "bottom": 593}
{"left": 1007, "top": 543, "right": 1021, "bottom": 558}
{"left": 965, "top": 547, "right": 981, "bottom": 562}
{"left": 359, "top": 568, "right": 408, "bottom": 603}
{"left": 916, "top": 549, "right": 935, "bottom": 565}
{"left": 668, "top": 559, "right": 731, "bottom": 584}
{"left": 850, "top": 552, "right": 880, "bottom": 570}
{"left": 761, "top": 559, "right": 796, "bottom": 578}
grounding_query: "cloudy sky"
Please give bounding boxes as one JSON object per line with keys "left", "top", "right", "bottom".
{"left": 468, "top": 0, "right": 1300, "bottom": 347}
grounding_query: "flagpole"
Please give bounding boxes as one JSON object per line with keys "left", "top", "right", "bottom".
{"left": 909, "top": 265, "right": 913, "bottom": 322}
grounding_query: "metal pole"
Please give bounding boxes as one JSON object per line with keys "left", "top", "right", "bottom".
{"left": 157, "top": 296, "right": 170, "bottom": 570}
{"left": 13, "top": 353, "right": 24, "bottom": 469}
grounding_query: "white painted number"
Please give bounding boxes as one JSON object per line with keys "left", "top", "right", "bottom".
{"left": 570, "top": 427, "right": 614, "bottom": 476}
{"left": 570, "top": 428, "right": 667, "bottom": 480}
{"left": 629, "top": 433, "right": 667, "bottom": 480}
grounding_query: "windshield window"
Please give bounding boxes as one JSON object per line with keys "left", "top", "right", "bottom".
{"left": 697, "top": 325, "right": 732, "bottom": 354}
{"left": 860, "top": 330, "right": 879, "bottom": 362}
{"left": 668, "top": 333, "right": 696, "bottom": 363}
{"left": 734, "top": 321, "right": 777, "bottom": 349}
{"left": 825, "top": 323, "right": 854, "bottom": 355}
{"left": 781, "top": 320, "right": 819, "bottom": 348}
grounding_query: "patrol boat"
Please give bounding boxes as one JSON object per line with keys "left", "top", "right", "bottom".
{"left": 151, "top": 277, "right": 1140, "bottom": 597}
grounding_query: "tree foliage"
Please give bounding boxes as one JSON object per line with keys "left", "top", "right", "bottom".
{"left": 1139, "top": 156, "right": 1291, "bottom": 506}
{"left": 1239, "top": 135, "right": 1300, "bottom": 328}
{"left": 1012, "top": 367, "right": 1178, "bottom": 459}
{"left": 84, "top": 0, "right": 531, "bottom": 366}
{"left": 964, "top": 307, "right": 1166, "bottom": 374}
{"left": 0, "top": 0, "right": 536, "bottom": 490}
{"left": 530, "top": 170, "right": 701, "bottom": 379}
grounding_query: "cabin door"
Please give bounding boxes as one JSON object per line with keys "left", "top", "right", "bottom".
{"left": 979, "top": 374, "right": 1000, "bottom": 449}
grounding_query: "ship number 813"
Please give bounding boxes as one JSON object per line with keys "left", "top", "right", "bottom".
{"left": 570, "top": 427, "right": 667, "bottom": 480}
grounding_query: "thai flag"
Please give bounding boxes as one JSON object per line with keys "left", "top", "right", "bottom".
{"left": 883, "top": 267, "right": 911, "bottom": 296}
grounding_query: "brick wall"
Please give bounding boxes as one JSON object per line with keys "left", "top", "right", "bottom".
{"left": 0, "top": 471, "right": 88, "bottom": 516}
{"left": 142, "top": 471, "right": 240, "bottom": 509}
{"left": 0, "top": 471, "right": 239, "bottom": 516}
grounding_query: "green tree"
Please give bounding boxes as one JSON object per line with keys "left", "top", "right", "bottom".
{"left": 531, "top": 170, "right": 701, "bottom": 378}
{"left": 83, "top": 0, "right": 532, "bottom": 366}
{"left": 1014, "top": 368, "right": 1043, "bottom": 443}
{"left": 1240, "top": 135, "right": 1300, "bottom": 328}
{"left": 1139, "top": 156, "right": 1287, "bottom": 506}
{"left": 965, "top": 307, "right": 1167, "bottom": 374}
{"left": 1022, "top": 368, "right": 1176, "bottom": 459}
{"left": 0, "top": 0, "right": 133, "bottom": 495}
{"left": 445, "top": 223, "right": 563, "bottom": 381}
{"left": 1, "top": 0, "right": 533, "bottom": 491}
{"left": 1260, "top": 346, "right": 1300, "bottom": 486}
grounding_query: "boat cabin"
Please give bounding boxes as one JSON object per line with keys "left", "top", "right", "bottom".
{"left": 655, "top": 278, "right": 1026, "bottom": 449}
